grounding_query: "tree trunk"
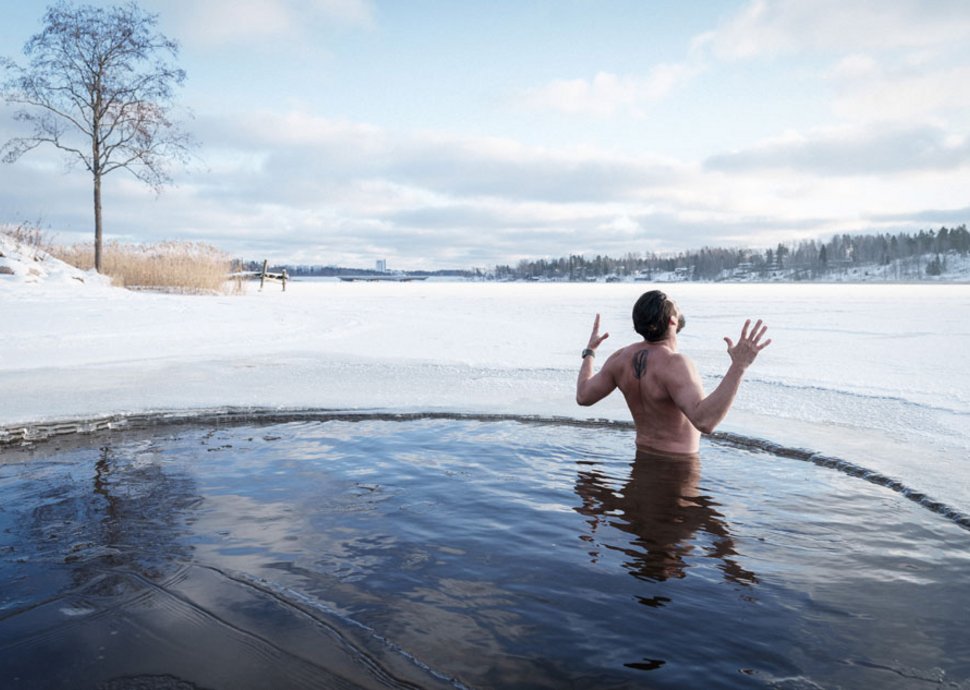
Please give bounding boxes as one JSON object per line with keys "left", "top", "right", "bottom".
{"left": 94, "top": 171, "right": 103, "bottom": 273}
{"left": 92, "top": 93, "right": 102, "bottom": 273}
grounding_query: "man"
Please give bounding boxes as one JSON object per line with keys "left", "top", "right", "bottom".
{"left": 576, "top": 290, "right": 771, "bottom": 455}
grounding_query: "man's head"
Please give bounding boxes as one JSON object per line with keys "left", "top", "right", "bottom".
{"left": 633, "top": 290, "right": 685, "bottom": 342}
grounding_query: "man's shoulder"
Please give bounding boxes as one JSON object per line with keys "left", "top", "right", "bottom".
{"left": 636, "top": 344, "right": 693, "bottom": 377}
{"left": 605, "top": 341, "right": 646, "bottom": 362}
{"left": 661, "top": 350, "right": 699, "bottom": 384}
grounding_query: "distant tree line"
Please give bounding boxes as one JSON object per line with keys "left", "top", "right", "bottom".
{"left": 238, "top": 261, "right": 478, "bottom": 279}
{"left": 238, "top": 225, "right": 969, "bottom": 281}
{"left": 493, "top": 225, "right": 970, "bottom": 281}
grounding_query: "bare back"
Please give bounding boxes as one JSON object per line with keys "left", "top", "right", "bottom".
{"left": 577, "top": 306, "right": 770, "bottom": 451}
{"left": 607, "top": 342, "right": 701, "bottom": 454}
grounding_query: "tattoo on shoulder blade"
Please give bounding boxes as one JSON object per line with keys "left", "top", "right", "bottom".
{"left": 633, "top": 349, "right": 648, "bottom": 379}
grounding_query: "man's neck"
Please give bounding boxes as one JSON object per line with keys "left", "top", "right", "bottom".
{"left": 643, "top": 333, "right": 678, "bottom": 351}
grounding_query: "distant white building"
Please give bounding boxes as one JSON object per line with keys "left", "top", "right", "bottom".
{"left": 376, "top": 259, "right": 387, "bottom": 273}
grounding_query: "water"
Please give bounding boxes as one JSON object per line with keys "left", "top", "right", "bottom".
{"left": 3, "top": 415, "right": 969, "bottom": 689}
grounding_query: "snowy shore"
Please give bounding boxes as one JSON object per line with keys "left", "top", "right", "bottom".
{"left": 0, "top": 235, "right": 600, "bottom": 428}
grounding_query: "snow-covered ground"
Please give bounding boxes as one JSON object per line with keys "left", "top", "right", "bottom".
{"left": 4, "top": 235, "right": 970, "bottom": 516}
{"left": 1, "top": 234, "right": 594, "bottom": 425}
{"left": 0, "top": 233, "right": 105, "bottom": 287}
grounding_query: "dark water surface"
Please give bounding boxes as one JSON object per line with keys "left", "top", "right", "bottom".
{"left": 2, "top": 417, "right": 969, "bottom": 689}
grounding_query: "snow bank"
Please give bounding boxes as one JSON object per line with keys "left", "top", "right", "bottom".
{"left": 0, "top": 234, "right": 110, "bottom": 290}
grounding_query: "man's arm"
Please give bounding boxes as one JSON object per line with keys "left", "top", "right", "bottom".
{"left": 576, "top": 314, "right": 617, "bottom": 406}
{"left": 665, "top": 319, "right": 771, "bottom": 434}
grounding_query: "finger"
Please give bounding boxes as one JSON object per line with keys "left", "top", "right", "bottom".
{"left": 592, "top": 313, "right": 601, "bottom": 335}
{"left": 749, "top": 319, "right": 763, "bottom": 340}
{"left": 757, "top": 338, "right": 772, "bottom": 351}
{"left": 724, "top": 337, "right": 734, "bottom": 349}
{"left": 740, "top": 319, "right": 750, "bottom": 340}
{"left": 595, "top": 333, "right": 610, "bottom": 347}
{"left": 753, "top": 323, "right": 768, "bottom": 343}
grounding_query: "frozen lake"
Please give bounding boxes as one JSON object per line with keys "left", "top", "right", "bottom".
{"left": 3, "top": 280, "right": 969, "bottom": 518}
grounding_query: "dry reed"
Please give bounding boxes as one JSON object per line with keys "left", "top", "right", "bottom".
{"left": 1, "top": 221, "right": 56, "bottom": 259}
{"left": 52, "top": 241, "right": 237, "bottom": 294}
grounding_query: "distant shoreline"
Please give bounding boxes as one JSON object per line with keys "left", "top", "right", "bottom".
{"left": 288, "top": 274, "right": 970, "bottom": 285}
{"left": 270, "top": 246, "right": 970, "bottom": 285}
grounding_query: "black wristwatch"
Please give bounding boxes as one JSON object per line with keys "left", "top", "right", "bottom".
{"left": 582, "top": 348, "right": 595, "bottom": 359}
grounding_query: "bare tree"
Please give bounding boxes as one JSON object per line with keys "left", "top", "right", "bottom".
{"left": 1, "top": 1, "right": 193, "bottom": 272}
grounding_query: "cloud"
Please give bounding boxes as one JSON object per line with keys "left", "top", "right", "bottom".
{"left": 871, "top": 206, "right": 970, "bottom": 229}
{"left": 521, "top": 61, "right": 703, "bottom": 117}
{"left": 165, "top": 0, "right": 375, "bottom": 47}
{"left": 4, "top": 102, "right": 969, "bottom": 269}
{"left": 94, "top": 109, "right": 970, "bottom": 265}
{"left": 307, "top": 0, "right": 375, "bottom": 27}
{"left": 519, "top": 0, "right": 970, "bottom": 123}
{"left": 706, "top": 126, "right": 970, "bottom": 175}
{"left": 829, "top": 53, "right": 879, "bottom": 80}
{"left": 692, "top": 1, "right": 970, "bottom": 128}
{"left": 829, "top": 65, "right": 970, "bottom": 125}
{"left": 6, "top": 3, "right": 970, "bottom": 270}
{"left": 597, "top": 215, "right": 642, "bottom": 237}
{"left": 13, "top": 109, "right": 686, "bottom": 266}
{"left": 197, "top": 110, "right": 687, "bottom": 205}
{"left": 702, "top": 0, "right": 970, "bottom": 60}
{"left": 385, "top": 136, "right": 681, "bottom": 203}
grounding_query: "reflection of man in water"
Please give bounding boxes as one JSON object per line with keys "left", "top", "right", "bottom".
{"left": 576, "top": 290, "right": 771, "bottom": 455}
{"left": 574, "top": 448, "right": 757, "bottom": 585}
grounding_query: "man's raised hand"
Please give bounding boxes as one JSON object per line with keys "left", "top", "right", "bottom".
{"left": 587, "top": 313, "right": 609, "bottom": 352}
{"left": 723, "top": 319, "right": 771, "bottom": 369}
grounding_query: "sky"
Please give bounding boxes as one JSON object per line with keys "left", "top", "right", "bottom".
{"left": 2, "top": 0, "right": 970, "bottom": 270}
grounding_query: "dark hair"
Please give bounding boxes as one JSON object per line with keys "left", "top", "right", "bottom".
{"left": 632, "top": 290, "right": 675, "bottom": 342}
